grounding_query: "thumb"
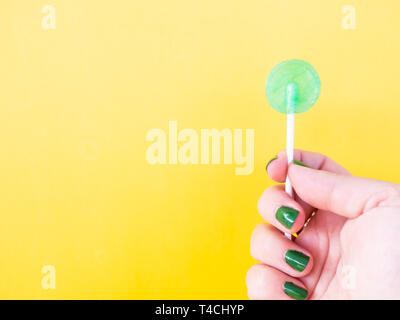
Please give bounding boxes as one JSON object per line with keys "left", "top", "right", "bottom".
{"left": 288, "top": 164, "right": 400, "bottom": 218}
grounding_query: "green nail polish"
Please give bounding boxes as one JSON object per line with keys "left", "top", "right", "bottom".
{"left": 283, "top": 282, "right": 308, "bottom": 300}
{"left": 266, "top": 157, "right": 278, "bottom": 171}
{"left": 275, "top": 206, "right": 299, "bottom": 229}
{"left": 285, "top": 250, "right": 310, "bottom": 272}
{"left": 293, "top": 160, "right": 309, "bottom": 168}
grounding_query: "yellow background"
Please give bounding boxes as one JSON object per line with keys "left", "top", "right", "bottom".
{"left": 0, "top": 0, "right": 399, "bottom": 299}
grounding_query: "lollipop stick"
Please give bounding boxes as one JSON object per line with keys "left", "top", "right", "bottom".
{"left": 285, "top": 113, "right": 294, "bottom": 198}
{"left": 284, "top": 113, "right": 294, "bottom": 239}
{"left": 284, "top": 83, "right": 298, "bottom": 239}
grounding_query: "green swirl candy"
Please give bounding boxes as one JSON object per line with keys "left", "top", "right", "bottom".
{"left": 265, "top": 59, "right": 321, "bottom": 114}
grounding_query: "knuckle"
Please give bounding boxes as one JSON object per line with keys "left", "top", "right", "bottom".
{"left": 245, "top": 265, "right": 258, "bottom": 289}
{"left": 246, "top": 265, "right": 273, "bottom": 300}
{"left": 246, "top": 264, "right": 267, "bottom": 289}
{"left": 257, "top": 185, "right": 281, "bottom": 214}
{"left": 250, "top": 223, "right": 267, "bottom": 259}
{"left": 257, "top": 192, "right": 267, "bottom": 214}
{"left": 362, "top": 184, "right": 400, "bottom": 213}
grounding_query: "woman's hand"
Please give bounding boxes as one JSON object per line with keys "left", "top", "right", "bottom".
{"left": 246, "top": 150, "right": 400, "bottom": 300}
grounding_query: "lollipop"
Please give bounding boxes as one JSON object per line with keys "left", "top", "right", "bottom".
{"left": 265, "top": 59, "right": 321, "bottom": 239}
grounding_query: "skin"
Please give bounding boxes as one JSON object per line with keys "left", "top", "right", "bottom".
{"left": 246, "top": 149, "right": 400, "bottom": 300}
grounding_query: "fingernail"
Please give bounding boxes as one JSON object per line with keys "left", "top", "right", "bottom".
{"left": 283, "top": 282, "right": 308, "bottom": 300}
{"left": 285, "top": 250, "right": 310, "bottom": 272}
{"left": 266, "top": 156, "right": 278, "bottom": 171}
{"left": 275, "top": 206, "right": 299, "bottom": 229}
{"left": 293, "top": 160, "right": 309, "bottom": 168}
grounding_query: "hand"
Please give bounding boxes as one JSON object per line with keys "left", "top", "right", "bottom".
{"left": 246, "top": 150, "right": 400, "bottom": 300}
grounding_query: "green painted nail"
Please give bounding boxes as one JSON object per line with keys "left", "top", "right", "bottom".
{"left": 275, "top": 206, "right": 299, "bottom": 229}
{"left": 283, "top": 282, "right": 308, "bottom": 300}
{"left": 285, "top": 250, "right": 310, "bottom": 272}
{"left": 266, "top": 157, "right": 278, "bottom": 171}
{"left": 293, "top": 160, "right": 309, "bottom": 168}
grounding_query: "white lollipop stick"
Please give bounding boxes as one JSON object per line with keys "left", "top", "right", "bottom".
{"left": 284, "top": 113, "right": 294, "bottom": 239}
{"left": 284, "top": 83, "right": 298, "bottom": 239}
{"left": 285, "top": 113, "right": 294, "bottom": 198}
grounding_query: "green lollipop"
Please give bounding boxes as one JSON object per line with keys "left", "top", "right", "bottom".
{"left": 265, "top": 59, "right": 321, "bottom": 240}
{"left": 265, "top": 59, "right": 321, "bottom": 114}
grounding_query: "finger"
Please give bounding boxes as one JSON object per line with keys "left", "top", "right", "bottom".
{"left": 266, "top": 149, "right": 351, "bottom": 221}
{"left": 257, "top": 185, "right": 306, "bottom": 233}
{"left": 246, "top": 264, "right": 309, "bottom": 300}
{"left": 288, "top": 164, "right": 400, "bottom": 218}
{"left": 266, "top": 149, "right": 350, "bottom": 183}
{"left": 250, "top": 223, "right": 313, "bottom": 277}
